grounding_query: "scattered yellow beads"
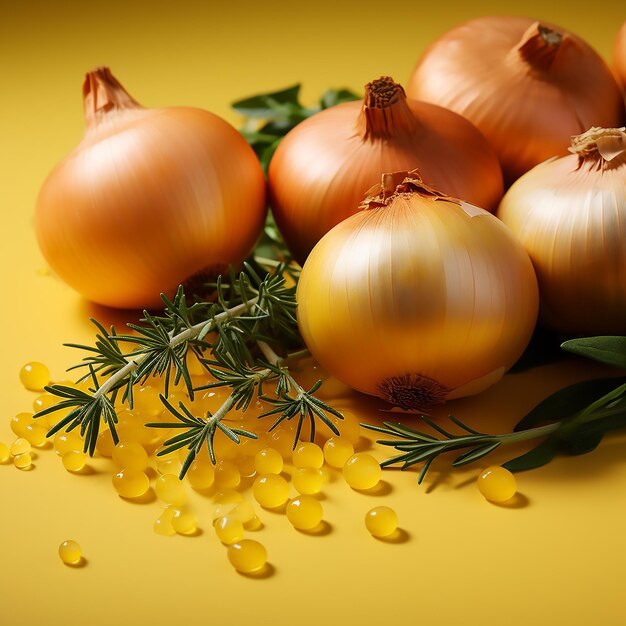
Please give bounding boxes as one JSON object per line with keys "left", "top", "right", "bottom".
{"left": 323, "top": 437, "right": 354, "bottom": 468}
{"left": 32, "top": 393, "right": 57, "bottom": 414}
{"left": 230, "top": 501, "right": 257, "bottom": 526}
{"left": 95, "top": 430, "right": 115, "bottom": 458}
{"left": 171, "top": 508, "right": 197, "bottom": 535}
{"left": 215, "top": 460, "right": 241, "bottom": 489}
{"left": 133, "top": 386, "right": 163, "bottom": 416}
{"left": 365, "top": 506, "right": 398, "bottom": 538}
{"left": 185, "top": 459, "right": 214, "bottom": 490}
{"left": 343, "top": 453, "right": 381, "bottom": 490}
{"left": 286, "top": 496, "right": 323, "bottom": 530}
{"left": 54, "top": 431, "right": 83, "bottom": 456}
{"left": 62, "top": 451, "right": 86, "bottom": 472}
{"left": 24, "top": 424, "right": 48, "bottom": 447}
{"left": 58, "top": 540, "right": 81, "bottom": 565}
{"left": 14, "top": 453, "right": 32, "bottom": 470}
{"left": 214, "top": 515, "right": 245, "bottom": 545}
{"left": 11, "top": 412, "right": 35, "bottom": 437}
{"left": 292, "top": 442, "right": 324, "bottom": 469}
{"left": 253, "top": 474, "right": 289, "bottom": 508}
{"left": 477, "top": 466, "right": 517, "bottom": 502}
{"left": 227, "top": 540, "right": 267, "bottom": 574}
{"left": 0, "top": 442, "right": 9, "bottom": 463}
{"left": 155, "top": 474, "right": 186, "bottom": 506}
{"left": 254, "top": 447, "right": 283, "bottom": 475}
{"left": 292, "top": 468, "right": 323, "bottom": 495}
{"left": 10, "top": 438, "right": 31, "bottom": 457}
{"left": 112, "top": 442, "right": 148, "bottom": 471}
{"left": 20, "top": 362, "right": 50, "bottom": 391}
{"left": 267, "top": 427, "right": 295, "bottom": 458}
{"left": 112, "top": 469, "right": 149, "bottom": 498}
{"left": 153, "top": 508, "right": 176, "bottom": 536}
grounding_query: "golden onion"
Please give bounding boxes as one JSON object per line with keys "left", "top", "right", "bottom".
{"left": 297, "top": 171, "right": 538, "bottom": 411}
{"left": 35, "top": 67, "right": 266, "bottom": 309}
{"left": 498, "top": 127, "right": 626, "bottom": 334}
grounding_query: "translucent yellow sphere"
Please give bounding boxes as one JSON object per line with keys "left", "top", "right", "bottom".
{"left": 153, "top": 508, "right": 176, "bottom": 536}
{"left": 155, "top": 474, "right": 187, "bottom": 506}
{"left": 54, "top": 430, "right": 84, "bottom": 456}
{"left": 286, "top": 496, "right": 323, "bottom": 530}
{"left": 252, "top": 474, "right": 289, "bottom": 508}
{"left": 254, "top": 447, "right": 283, "bottom": 475}
{"left": 365, "top": 506, "right": 398, "bottom": 537}
{"left": 477, "top": 466, "right": 517, "bottom": 502}
{"left": 112, "top": 469, "right": 150, "bottom": 498}
{"left": 11, "top": 412, "right": 35, "bottom": 438}
{"left": 24, "top": 424, "right": 48, "bottom": 447}
{"left": 112, "top": 442, "right": 148, "bottom": 471}
{"left": 187, "top": 459, "right": 215, "bottom": 490}
{"left": 32, "top": 393, "right": 57, "bottom": 414}
{"left": 227, "top": 540, "right": 267, "bottom": 573}
{"left": 292, "top": 442, "right": 324, "bottom": 469}
{"left": 214, "top": 515, "right": 245, "bottom": 545}
{"left": 95, "top": 430, "right": 115, "bottom": 458}
{"left": 323, "top": 437, "right": 354, "bottom": 468}
{"left": 20, "top": 362, "right": 50, "bottom": 391}
{"left": 215, "top": 460, "right": 241, "bottom": 489}
{"left": 59, "top": 540, "right": 81, "bottom": 565}
{"left": 292, "top": 468, "right": 323, "bottom": 495}
{"left": 10, "top": 438, "right": 31, "bottom": 457}
{"left": 230, "top": 501, "right": 256, "bottom": 525}
{"left": 171, "top": 509, "right": 197, "bottom": 535}
{"left": 343, "top": 453, "right": 381, "bottom": 490}
{"left": 0, "top": 442, "right": 9, "bottom": 463}
{"left": 62, "top": 451, "right": 86, "bottom": 472}
{"left": 14, "top": 453, "right": 32, "bottom": 470}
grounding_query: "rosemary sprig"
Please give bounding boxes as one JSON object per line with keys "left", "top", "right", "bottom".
{"left": 34, "top": 262, "right": 342, "bottom": 476}
{"left": 365, "top": 335, "right": 626, "bottom": 483}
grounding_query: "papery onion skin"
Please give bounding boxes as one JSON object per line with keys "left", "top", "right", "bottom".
{"left": 615, "top": 22, "right": 626, "bottom": 93}
{"left": 35, "top": 67, "right": 266, "bottom": 309}
{"left": 407, "top": 16, "right": 626, "bottom": 185}
{"left": 498, "top": 127, "right": 626, "bottom": 334}
{"left": 268, "top": 76, "right": 503, "bottom": 265}
{"left": 297, "top": 172, "right": 538, "bottom": 411}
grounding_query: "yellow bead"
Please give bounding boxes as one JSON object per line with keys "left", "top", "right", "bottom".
{"left": 156, "top": 457, "right": 182, "bottom": 477}
{"left": 171, "top": 508, "right": 197, "bottom": 535}
{"left": 323, "top": 437, "right": 354, "bottom": 468}
{"left": 155, "top": 474, "right": 186, "bottom": 506}
{"left": 186, "top": 459, "right": 215, "bottom": 490}
{"left": 23, "top": 424, "right": 48, "bottom": 447}
{"left": 112, "top": 442, "right": 148, "bottom": 471}
{"left": 11, "top": 412, "right": 36, "bottom": 437}
{"left": 20, "top": 362, "right": 50, "bottom": 391}
{"left": 292, "top": 468, "right": 323, "bottom": 495}
{"left": 54, "top": 430, "right": 84, "bottom": 456}
{"left": 153, "top": 508, "right": 176, "bottom": 536}
{"left": 365, "top": 506, "right": 398, "bottom": 537}
{"left": 227, "top": 540, "right": 267, "bottom": 573}
{"left": 0, "top": 442, "right": 10, "bottom": 463}
{"left": 334, "top": 408, "right": 361, "bottom": 443}
{"left": 32, "top": 393, "right": 58, "bottom": 414}
{"left": 62, "top": 451, "right": 86, "bottom": 472}
{"left": 286, "top": 496, "right": 323, "bottom": 530}
{"left": 252, "top": 474, "right": 289, "bottom": 508}
{"left": 14, "top": 453, "right": 32, "bottom": 470}
{"left": 230, "top": 501, "right": 256, "bottom": 525}
{"left": 96, "top": 430, "right": 115, "bottom": 458}
{"left": 213, "top": 489, "right": 244, "bottom": 504}
{"left": 58, "top": 540, "right": 81, "bottom": 565}
{"left": 10, "top": 438, "right": 31, "bottom": 456}
{"left": 112, "top": 469, "right": 149, "bottom": 498}
{"left": 254, "top": 447, "right": 283, "bottom": 475}
{"left": 236, "top": 455, "right": 257, "bottom": 478}
{"left": 214, "top": 515, "right": 245, "bottom": 545}
{"left": 215, "top": 460, "right": 241, "bottom": 489}
{"left": 292, "top": 442, "right": 324, "bottom": 469}
{"left": 267, "top": 426, "right": 296, "bottom": 457}
{"left": 133, "top": 386, "right": 163, "bottom": 416}
{"left": 477, "top": 466, "right": 517, "bottom": 502}
{"left": 343, "top": 453, "right": 381, "bottom": 490}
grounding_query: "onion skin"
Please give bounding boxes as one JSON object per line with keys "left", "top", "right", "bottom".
{"left": 297, "top": 172, "right": 538, "bottom": 411}
{"left": 268, "top": 77, "right": 503, "bottom": 265}
{"left": 498, "top": 127, "right": 626, "bottom": 334}
{"left": 407, "top": 17, "right": 626, "bottom": 185}
{"left": 35, "top": 67, "right": 266, "bottom": 309}
{"left": 615, "top": 22, "right": 626, "bottom": 93}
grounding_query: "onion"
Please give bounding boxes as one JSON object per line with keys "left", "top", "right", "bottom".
{"left": 407, "top": 16, "right": 626, "bottom": 184}
{"left": 615, "top": 22, "right": 626, "bottom": 92}
{"left": 268, "top": 76, "right": 503, "bottom": 264}
{"left": 297, "top": 171, "right": 538, "bottom": 411}
{"left": 36, "top": 67, "right": 266, "bottom": 309}
{"left": 498, "top": 127, "right": 626, "bottom": 334}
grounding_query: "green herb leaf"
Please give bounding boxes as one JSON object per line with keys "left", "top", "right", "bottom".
{"left": 232, "top": 84, "right": 303, "bottom": 118}
{"left": 561, "top": 336, "right": 626, "bottom": 370}
{"left": 502, "top": 439, "right": 558, "bottom": 472}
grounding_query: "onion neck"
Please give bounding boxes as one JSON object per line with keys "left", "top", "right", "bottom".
{"left": 569, "top": 127, "right": 626, "bottom": 166}
{"left": 356, "top": 76, "right": 420, "bottom": 140}
{"left": 83, "top": 66, "right": 141, "bottom": 129}
{"left": 516, "top": 22, "right": 564, "bottom": 71}
{"left": 361, "top": 170, "right": 461, "bottom": 209}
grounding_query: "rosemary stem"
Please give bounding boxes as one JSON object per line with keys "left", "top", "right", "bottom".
{"left": 208, "top": 391, "right": 238, "bottom": 425}
{"left": 498, "top": 422, "right": 561, "bottom": 442}
{"left": 95, "top": 296, "right": 260, "bottom": 399}
{"left": 257, "top": 340, "right": 283, "bottom": 366}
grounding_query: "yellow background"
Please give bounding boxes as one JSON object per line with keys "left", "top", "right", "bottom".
{"left": 1, "top": 1, "right": 625, "bottom": 625}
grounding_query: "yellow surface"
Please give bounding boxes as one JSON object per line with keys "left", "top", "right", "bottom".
{"left": 1, "top": 2, "right": 626, "bottom": 625}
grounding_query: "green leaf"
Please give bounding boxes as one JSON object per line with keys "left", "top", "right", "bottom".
{"left": 559, "top": 430, "right": 604, "bottom": 455}
{"left": 561, "top": 336, "right": 626, "bottom": 370}
{"left": 503, "top": 439, "right": 558, "bottom": 472}
{"left": 259, "top": 137, "right": 282, "bottom": 173}
{"left": 514, "top": 377, "right": 626, "bottom": 431}
{"left": 319, "top": 88, "right": 360, "bottom": 109}
{"left": 232, "top": 84, "right": 302, "bottom": 118}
